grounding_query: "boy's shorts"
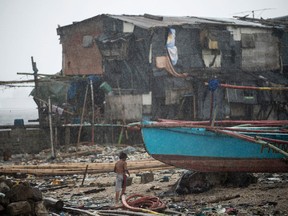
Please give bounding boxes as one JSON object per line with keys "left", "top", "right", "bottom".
{"left": 115, "top": 174, "right": 124, "bottom": 192}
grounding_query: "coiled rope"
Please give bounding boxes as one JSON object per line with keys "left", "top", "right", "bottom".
{"left": 121, "top": 194, "right": 166, "bottom": 215}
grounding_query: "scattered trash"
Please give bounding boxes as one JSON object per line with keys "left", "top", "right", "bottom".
{"left": 0, "top": 144, "right": 287, "bottom": 215}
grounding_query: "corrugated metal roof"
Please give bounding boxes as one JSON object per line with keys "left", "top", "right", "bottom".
{"left": 108, "top": 14, "right": 268, "bottom": 29}
{"left": 58, "top": 14, "right": 271, "bottom": 32}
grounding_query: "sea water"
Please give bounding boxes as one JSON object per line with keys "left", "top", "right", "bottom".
{"left": 0, "top": 109, "right": 38, "bottom": 126}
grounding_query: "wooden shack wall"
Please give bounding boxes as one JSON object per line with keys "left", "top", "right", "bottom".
{"left": 227, "top": 27, "right": 280, "bottom": 71}
{"left": 57, "top": 15, "right": 285, "bottom": 122}
{"left": 280, "top": 31, "right": 288, "bottom": 73}
{"left": 58, "top": 17, "right": 104, "bottom": 75}
{"left": 101, "top": 25, "right": 151, "bottom": 94}
{"left": 104, "top": 94, "right": 143, "bottom": 121}
{"left": 150, "top": 25, "right": 282, "bottom": 120}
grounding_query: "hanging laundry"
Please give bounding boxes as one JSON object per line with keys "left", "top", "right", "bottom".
{"left": 52, "top": 105, "right": 64, "bottom": 115}
{"left": 166, "top": 28, "right": 178, "bottom": 65}
{"left": 156, "top": 56, "right": 188, "bottom": 78}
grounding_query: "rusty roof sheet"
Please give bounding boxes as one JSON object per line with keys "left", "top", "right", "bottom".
{"left": 108, "top": 14, "right": 268, "bottom": 29}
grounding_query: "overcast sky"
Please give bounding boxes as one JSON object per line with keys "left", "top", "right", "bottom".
{"left": 0, "top": 0, "right": 287, "bottom": 112}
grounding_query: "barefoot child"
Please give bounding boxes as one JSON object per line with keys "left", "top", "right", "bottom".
{"left": 114, "top": 152, "right": 130, "bottom": 205}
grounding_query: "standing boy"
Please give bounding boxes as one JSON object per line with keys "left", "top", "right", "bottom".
{"left": 114, "top": 152, "right": 130, "bottom": 205}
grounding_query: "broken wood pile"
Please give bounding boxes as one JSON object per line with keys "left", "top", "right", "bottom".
{"left": 0, "top": 159, "right": 173, "bottom": 176}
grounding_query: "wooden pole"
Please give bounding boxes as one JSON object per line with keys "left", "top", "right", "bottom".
{"left": 90, "top": 80, "right": 95, "bottom": 145}
{"left": 77, "top": 85, "right": 89, "bottom": 147}
{"left": 209, "top": 91, "right": 214, "bottom": 125}
{"left": 54, "top": 127, "right": 58, "bottom": 148}
{"left": 43, "top": 197, "right": 64, "bottom": 211}
{"left": 65, "top": 127, "right": 70, "bottom": 151}
{"left": 48, "top": 97, "right": 55, "bottom": 158}
{"left": 211, "top": 104, "right": 218, "bottom": 127}
{"left": 117, "top": 79, "right": 126, "bottom": 145}
{"left": 31, "top": 57, "right": 41, "bottom": 122}
{"left": 81, "top": 165, "right": 89, "bottom": 186}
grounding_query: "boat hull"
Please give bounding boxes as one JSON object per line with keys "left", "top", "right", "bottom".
{"left": 141, "top": 125, "right": 288, "bottom": 173}
{"left": 151, "top": 154, "right": 288, "bottom": 172}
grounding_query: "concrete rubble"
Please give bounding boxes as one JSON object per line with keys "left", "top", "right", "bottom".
{"left": 0, "top": 143, "right": 287, "bottom": 215}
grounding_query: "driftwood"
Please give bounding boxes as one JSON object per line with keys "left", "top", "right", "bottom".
{"left": 98, "top": 209, "right": 157, "bottom": 216}
{"left": 63, "top": 206, "right": 101, "bottom": 216}
{"left": 72, "top": 188, "right": 106, "bottom": 197}
{"left": 207, "top": 194, "right": 241, "bottom": 203}
{"left": 40, "top": 185, "right": 68, "bottom": 192}
{"left": 43, "top": 197, "right": 64, "bottom": 210}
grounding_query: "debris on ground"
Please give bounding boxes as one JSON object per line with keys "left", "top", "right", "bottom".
{"left": 0, "top": 143, "right": 287, "bottom": 215}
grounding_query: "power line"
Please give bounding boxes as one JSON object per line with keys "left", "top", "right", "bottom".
{"left": 232, "top": 8, "right": 275, "bottom": 18}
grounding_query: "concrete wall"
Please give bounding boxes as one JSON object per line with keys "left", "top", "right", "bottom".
{"left": 0, "top": 127, "right": 50, "bottom": 155}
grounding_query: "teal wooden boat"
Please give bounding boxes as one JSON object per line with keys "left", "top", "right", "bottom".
{"left": 141, "top": 119, "right": 288, "bottom": 173}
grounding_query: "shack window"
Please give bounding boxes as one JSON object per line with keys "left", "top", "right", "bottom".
{"left": 226, "top": 86, "right": 257, "bottom": 104}
{"left": 241, "top": 34, "right": 255, "bottom": 48}
{"left": 243, "top": 90, "right": 254, "bottom": 100}
{"left": 82, "top": 35, "right": 93, "bottom": 48}
{"left": 96, "top": 33, "right": 132, "bottom": 60}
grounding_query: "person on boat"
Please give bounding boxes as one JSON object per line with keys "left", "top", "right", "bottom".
{"left": 114, "top": 152, "right": 130, "bottom": 205}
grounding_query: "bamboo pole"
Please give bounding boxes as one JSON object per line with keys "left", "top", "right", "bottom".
{"left": 219, "top": 83, "right": 288, "bottom": 91}
{"left": 0, "top": 162, "right": 170, "bottom": 172}
{"left": 77, "top": 85, "right": 89, "bottom": 147}
{"left": 150, "top": 119, "right": 288, "bottom": 127}
{"left": 209, "top": 128, "right": 288, "bottom": 157}
{"left": 0, "top": 160, "right": 173, "bottom": 176}
{"left": 0, "top": 159, "right": 160, "bottom": 169}
{"left": 90, "top": 80, "right": 95, "bottom": 145}
{"left": 0, "top": 165, "right": 173, "bottom": 176}
{"left": 255, "top": 136, "right": 288, "bottom": 145}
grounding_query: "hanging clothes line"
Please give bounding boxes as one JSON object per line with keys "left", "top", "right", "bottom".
{"left": 34, "top": 97, "right": 74, "bottom": 115}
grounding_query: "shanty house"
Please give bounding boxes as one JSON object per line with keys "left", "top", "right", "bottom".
{"left": 55, "top": 14, "right": 288, "bottom": 123}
